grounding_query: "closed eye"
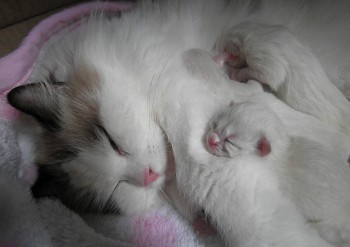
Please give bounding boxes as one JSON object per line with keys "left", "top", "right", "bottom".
{"left": 97, "top": 125, "right": 128, "bottom": 156}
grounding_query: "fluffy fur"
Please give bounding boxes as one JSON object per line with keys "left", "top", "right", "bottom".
{"left": 7, "top": 0, "right": 350, "bottom": 245}
{"left": 214, "top": 22, "right": 350, "bottom": 134}
{"left": 205, "top": 96, "right": 350, "bottom": 246}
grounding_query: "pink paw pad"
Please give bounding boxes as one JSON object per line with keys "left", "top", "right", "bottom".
{"left": 224, "top": 52, "right": 238, "bottom": 63}
{"left": 213, "top": 52, "right": 238, "bottom": 67}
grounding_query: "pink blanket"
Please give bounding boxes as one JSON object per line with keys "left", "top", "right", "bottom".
{"left": 0, "top": 1, "right": 131, "bottom": 120}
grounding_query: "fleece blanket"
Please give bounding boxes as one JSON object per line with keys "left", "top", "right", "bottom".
{"left": 0, "top": 2, "right": 223, "bottom": 247}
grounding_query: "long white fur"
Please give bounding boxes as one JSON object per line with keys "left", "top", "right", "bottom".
{"left": 19, "top": 0, "right": 350, "bottom": 245}
{"left": 215, "top": 22, "right": 350, "bottom": 135}
{"left": 207, "top": 94, "right": 350, "bottom": 246}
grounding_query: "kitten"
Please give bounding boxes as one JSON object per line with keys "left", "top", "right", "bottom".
{"left": 206, "top": 98, "right": 350, "bottom": 246}
{"left": 176, "top": 44, "right": 350, "bottom": 245}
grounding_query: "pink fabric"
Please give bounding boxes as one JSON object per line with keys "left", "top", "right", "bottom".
{"left": 0, "top": 1, "right": 132, "bottom": 120}
{"left": 131, "top": 213, "right": 178, "bottom": 247}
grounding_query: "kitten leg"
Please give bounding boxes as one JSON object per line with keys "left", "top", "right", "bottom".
{"left": 215, "top": 22, "right": 350, "bottom": 135}
{"left": 182, "top": 48, "right": 264, "bottom": 102}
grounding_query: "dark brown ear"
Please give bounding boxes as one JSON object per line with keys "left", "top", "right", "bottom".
{"left": 256, "top": 136, "right": 271, "bottom": 157}
{"left": 7, "top": 82, "right": 64, "bottom": 131}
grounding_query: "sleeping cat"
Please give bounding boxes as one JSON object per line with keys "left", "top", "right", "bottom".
{"left": 6, "top": 0, "right": 264, "bottom": 216}
{"left": 8, "top": 65, "right": 171, "bottom": 215}
{"left": 6, "top": 0, "right": 350, "bottom": 245}
{"left": 206, "top": 98, "right": 350, "bottom": 246}
{"left": 168, "top": 47, "right": 350, "bottom": 245}
{"left": 176, "top": 48, "right": 350, "bottom": 246}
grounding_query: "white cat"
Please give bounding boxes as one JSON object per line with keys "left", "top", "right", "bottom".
{"left": 8, "top": 64, "right": 171, "bottom": 215}
{"left": 172, "top": 45, "right": 350, "bottom": 246}
{"left": 205, "top": 96, "right": 350, "bottom": 246}
{"left": 168, "top": 46, "right": 350, "bottom": 246}
{"left": 7, "top": 0, "right": 350, "bottom": 246}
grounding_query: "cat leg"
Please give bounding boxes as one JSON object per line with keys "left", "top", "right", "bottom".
{"left": 214, "top": 22, "right": 350, "bottom": 135}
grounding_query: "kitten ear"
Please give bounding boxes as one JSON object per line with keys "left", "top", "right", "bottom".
{"left": 256, "top": 136, "right": 271, "bottom": 157}
{"left": 7, "top": 82, "right": 64, "bottom": 130}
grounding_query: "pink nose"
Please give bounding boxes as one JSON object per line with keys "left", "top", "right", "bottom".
{"left": 143, "top": 168, "right": 160, "bottom": 186}
{"left": 207, "top": 131, "right": 221, "bottom": 149}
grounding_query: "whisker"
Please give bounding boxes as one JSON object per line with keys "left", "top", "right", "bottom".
{"left": 159, "top": 188, "right": 172, "bottom": 205}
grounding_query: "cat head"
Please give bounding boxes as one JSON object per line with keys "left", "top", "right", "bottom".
{"left": 207, "top": 99, "right": 289, "bottom": 159}
{"left": 7, "top": 64, "right": 171, "bottom": 214}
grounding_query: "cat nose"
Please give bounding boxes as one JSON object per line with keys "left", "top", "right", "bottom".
{"left": 207, "top": 131, "right": 221, "bottom": 149}
{"left": 143, "top": 168, "right": 160, "bottom": 186}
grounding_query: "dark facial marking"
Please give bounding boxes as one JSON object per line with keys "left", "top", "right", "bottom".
{"left": 21, "top": 66, "right": 120, "bottom": 214}
{"left": 7, "top": 81, "right": 64, "bottom": 131}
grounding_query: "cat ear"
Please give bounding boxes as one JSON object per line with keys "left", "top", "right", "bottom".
{"left": 256, "top": 136, "right": 271, "bottom": 157}
{"left": 7, "top": 82, "right": 64, "bottom": 130}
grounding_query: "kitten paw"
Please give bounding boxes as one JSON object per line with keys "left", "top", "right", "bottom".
{"left": 215, "top": 22, "right": 300, "bottom": 91}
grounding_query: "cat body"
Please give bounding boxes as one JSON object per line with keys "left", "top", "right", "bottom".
{"left": 205, "top": 93, "right": 350, "bottom": 246}
{"left": 7, "top": 0, "right": 350, "bottom": 245}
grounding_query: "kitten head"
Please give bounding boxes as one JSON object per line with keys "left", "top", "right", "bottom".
{"left": 7, "top": 64, "right": 171, "bottom": 215}
{"left": 207, "top": 100, "right": 289, "bottom": 159}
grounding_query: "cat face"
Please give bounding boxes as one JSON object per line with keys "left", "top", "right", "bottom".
{"left": 8, "top": 64, "right": 170, "bottom": 215}
{"left": 206, "top": 100, "right": 288, "bottom": 159}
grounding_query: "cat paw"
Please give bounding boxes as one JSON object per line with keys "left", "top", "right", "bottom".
{"left": 214, "top": 22, "right": 299, "bottom": 91}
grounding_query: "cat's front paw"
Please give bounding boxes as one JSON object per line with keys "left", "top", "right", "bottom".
{"left": 215, "top": 22, "right": 300, "bottom": 91}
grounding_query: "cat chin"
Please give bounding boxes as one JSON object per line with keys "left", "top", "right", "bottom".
{"left": 113, "top": 181, "right": 166, "bottom": 215}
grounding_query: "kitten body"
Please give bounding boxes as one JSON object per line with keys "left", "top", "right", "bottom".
{"left": 206, "top": 95, "right": 350, "bottom": 246}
